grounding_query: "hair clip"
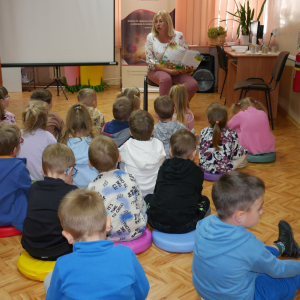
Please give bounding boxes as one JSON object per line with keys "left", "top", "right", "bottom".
{"left": 238, "top": 103, "right": 241, "bottom": 106}
{"left": 30, "top": 104, "right": 35, "bottom": 107}
{"left": 75, "top": 105, "right": 81, "bottom": 111}
{"left": 216, "top": 121, "right": 219, "bottom": 124}
{"left": 255, "top": 100, "right": 257, "bottom": 103}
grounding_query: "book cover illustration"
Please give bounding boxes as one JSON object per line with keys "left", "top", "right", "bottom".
{"left": 160, "top": 44, "right": 203, "bottom": 74}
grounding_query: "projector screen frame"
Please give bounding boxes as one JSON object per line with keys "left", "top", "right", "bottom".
{"left": 0, "top": 0, "right": 117, "bottom": 68}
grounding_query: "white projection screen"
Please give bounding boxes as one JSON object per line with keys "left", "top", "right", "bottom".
{"left": 0, "top": 0, "right": 116, "bottom": 66}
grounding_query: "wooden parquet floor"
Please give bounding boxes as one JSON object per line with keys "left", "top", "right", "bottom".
{"left": 1, "top": 87, "right": 300, "bottom": 299}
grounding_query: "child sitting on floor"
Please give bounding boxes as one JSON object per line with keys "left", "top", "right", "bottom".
{"left": 117, "top": 86, "right": 141, "bottom": 110}
{"left": 145, "top": 129, "right": 210, "bottom": 233}
{"left": 0, "top": 86, "right": 16, "bottom": 124}
{"left": 77, "top": 88, "right": 105, "bottom": 134}
{"left": 102, "top": 96, "right": 134, "bottom": 147}
{"left": 153, "top": 95, "right": 186, "bottom": 159}
{"left": 21, "top": 144, "right": 78, "bottom": 260}
{"left": 88, "top": 135, "right": 147, "bottom": 241}
{"left": 17, "top": 102, "right": 57, "bottom": 181}
{"left": 0, "top": 123, "right": 31, "bottom": 232}
{"left": 45, "top": 189, "right": 149, "bottom": 299}
{"left": 227, "top": 97, "right": 275, "bottom": 154}
{"left": 192, "top": 172, "right": 300, "bottom": 300}
{"left": 199, "top": 102, "right": 248, "bottom": 174}
{"left": 30, "top": 90, "right": 64, "bottom": 141}
{"left": 169, "top": 84, "right": 195, "bottom": 132}
{"left": 119, "top": 110, "right": 165, "bottom": 197}
{"left": 61, "top": 104, "right": 98, "bottom": 188}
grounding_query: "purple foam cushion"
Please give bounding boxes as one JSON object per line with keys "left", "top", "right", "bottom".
{"left": 113, "top": 228, "right": 152, "bottom": 254}
{"left": 204, "top": 172, "right": 222, "bottom": 181}
{"left": 0, "top": 226, "right": 22, "bottom": 237}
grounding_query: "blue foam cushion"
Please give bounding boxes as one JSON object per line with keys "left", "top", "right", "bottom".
{"left": 152, "top": 229, "right": 196, "bottom": 253}
{"left": 247, "top": 152, "right": 276, "bottom": 163}
{"left": 204, "top": 172, "right": 222, "bottom": 181}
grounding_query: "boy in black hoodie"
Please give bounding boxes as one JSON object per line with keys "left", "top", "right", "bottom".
{"left": 145, "top": 129, "right": 210, "bottom": 233}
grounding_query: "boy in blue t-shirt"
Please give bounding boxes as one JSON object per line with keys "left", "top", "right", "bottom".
{"left": 45, "top": 189, "right": 149, "bottom": 300}
{"left": 192, "top": 172, "right": 300, "bottom": 300}
{"left": 0, "top": 123, "right": 31, "bottom": 232}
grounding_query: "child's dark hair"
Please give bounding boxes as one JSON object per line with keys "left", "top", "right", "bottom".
{"left": 89, "top": 135, "right": 119, "bottom": 172}
{"left": 22, "top": 102, "right": 48, "bottom": 134}
{"left": 230, "top": 97, "right": 268, "bottom": 117}
{"left": 61, "top": 104, "right": 97, "bottom": 144}
{"left": 0, "top": 123, "right": 20, "bottom": 155}
{"left": 113, "top": 97, "right": 134, "bottom": 121}
{"left": 212, "top": 172, "right": 265, "bottom": 220}
{"left": 129, "top": 110, "right": 154, "bottom": 141}
{"left": 154, "top": 96, "right": 174, "bottom": 120}
{"left": 206, "top": 103, "right": 228, "bottom": 151}
{"left": 170, "top": 129, "right": 196, "bottom": 159}
{"left": 0, "top": 86, "right": 9, "bottom": 121}
{"left": 30, "top": 90, "right": 52, "bottom": 105}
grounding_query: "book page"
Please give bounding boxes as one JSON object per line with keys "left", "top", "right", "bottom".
{"left": 160, "top": 45, "right": 202, "bottom": 74}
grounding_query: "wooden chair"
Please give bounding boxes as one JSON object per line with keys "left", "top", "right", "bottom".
{"left": 233, "top": 51, "right": 290, "bottom": 130}
{"left": 216, "top": 45, "right": 228, "bottom": 104}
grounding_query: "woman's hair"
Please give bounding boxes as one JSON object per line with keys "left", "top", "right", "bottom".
{"left": 230, "top": 97, "right": 268, "bottom": 117}
{"left": 151, "top": 10, "right": 174, "bottom": 37}
{"left": 169, "top": 84, "right": 188, "bottom": 126}
{"left": 0, "top": 86, "right": 8, "bottom": 121}
{"left": 61, "top": 104, "right": 97, "bottom": 144}
{"left": 206, "top": 103, "right": 228, "bottom": 151}
{"left": 22, "top": 102, "right": 48, "bottom": 134}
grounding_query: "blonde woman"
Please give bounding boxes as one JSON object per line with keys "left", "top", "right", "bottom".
{"left": 145, "top": 10, "right": 198, "bottom": 102}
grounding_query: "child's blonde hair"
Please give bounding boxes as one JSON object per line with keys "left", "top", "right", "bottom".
{"left": 117, "top": 87, "right": 140, "bottom": 110}
{"left": 77, "top": 88, "right": 97, "bottom": 107}
{"left": 151, "top": 10, "right": 174, "bottom": 37}
{"left": 58, "top": 189, "right": 107, "bottom": 241}
{"left": 230, "top": 97, "right": 268, "bottom": 117}
{"left": 169, "top": 84, "right": 188, "bottom": 126}
{"left": 61, "top": 104, "right": 97, "bottom": 144}
{"left": 22, "top": 102, "right": 48, "bottom": 134}
{"left": 0, "top": 123, "right": 20, "bottom": 155}
{"left": 0, "top": 86, "right": 9, "bottom": 121}
{"left": 42, "top": 143, "right": 75, "bottom": 175}
{"left": 206, "top": 103, "right": 228, "bottom": 151}
{"left": 89, "top": 135, "right": 119, "bottom": 172}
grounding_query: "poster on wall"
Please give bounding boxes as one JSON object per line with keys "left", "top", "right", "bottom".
{"left": 121, "top": 0, "right": 175, "bottom": 91}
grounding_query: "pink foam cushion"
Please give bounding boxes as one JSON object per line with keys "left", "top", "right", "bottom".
{"left": 0, "top": 226, "right": 22, "bottom": 237}
{"left": 113, "top": 228, "right": 152, "bottom": 254}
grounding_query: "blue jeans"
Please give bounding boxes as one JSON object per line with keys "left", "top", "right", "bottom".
{"left": 254, "top": 246, "right": 300, "bottom": 300}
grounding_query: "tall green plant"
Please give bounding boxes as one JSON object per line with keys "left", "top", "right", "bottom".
{"left": 226, "top": 0, "right": 266, "bottom": 37}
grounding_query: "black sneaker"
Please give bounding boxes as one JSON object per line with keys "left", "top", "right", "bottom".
{"left": 274, "top": 220, "right": 300, "bottom": 258}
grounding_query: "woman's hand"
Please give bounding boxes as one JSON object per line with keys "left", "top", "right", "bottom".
{"left": 167, "top": 69, "right": 179, "bottom": 76}
{"left": 169, "top": 41, "right": 177, "bottom": 46}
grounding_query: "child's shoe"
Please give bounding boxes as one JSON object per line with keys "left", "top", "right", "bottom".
{"left": 237, "top": 158, "right": 248, "bottom": 168}
{"left": 274, "top": 220, "right": 300, "bottom": 258}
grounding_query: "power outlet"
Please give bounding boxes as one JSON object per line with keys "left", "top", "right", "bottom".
{"left": 272, "top": 28, "right": 278, "bottom": 36}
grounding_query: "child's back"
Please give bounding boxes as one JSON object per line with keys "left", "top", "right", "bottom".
{"left": 102, "top": 96, "right": 133, "bottom": 147}
{"left": 228, "top": 98, "right": 275, "bottom": 154}
{"left": 119, "top": 110, "right": 165, "bottom": 197}
{"left": 21, "top": 144, "right": 78, "bottom": 260}
{"left": 61, "top": 104, "right": 98, "bottom": 188}
{"left": 17, "top": 103, "right": 56, "bottom": 181}
{"left": 88, "top": 136, "right": 147, "bottom": 241}
{"left": 199, "top": 103, "right": 247, "bottom": 174}
{"left": 46, "top": 189, "right": 149, "bottom": 300}
{"left": 0, "top": 123, "right": 31, "bottom": 232}
{"left": 146, "top": 129, "right": 210, "bottom": 233}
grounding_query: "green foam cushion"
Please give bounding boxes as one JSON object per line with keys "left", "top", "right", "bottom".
{"left": 247, "top": 152, "right": 276, "bottom": 163}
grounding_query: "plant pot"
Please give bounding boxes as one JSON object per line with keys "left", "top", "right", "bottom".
{"left": 241, "top": 35, "right": 250, "bottom": 45}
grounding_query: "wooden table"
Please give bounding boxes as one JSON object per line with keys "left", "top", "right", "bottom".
{"left": 218, "top": 47, "right": 279, "bottom": 118}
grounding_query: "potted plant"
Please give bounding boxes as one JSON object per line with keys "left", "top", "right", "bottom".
{"left": 227, "top": 0, "right": 266, "bottom": 45}
{"left": 207, "top": 22, "right": 227, "bottom": 46}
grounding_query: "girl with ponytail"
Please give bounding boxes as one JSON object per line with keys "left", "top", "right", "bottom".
{"left": 17, "top": 102, "right": 56, "bottom": 181}
{"left": 199, "top": 103, "right": 247, "bottom": 174}
{"left": 228, "top": 97, "right": 275, "bottom": 154}
{"left": 61, "top": 104, "right": 99, "bottom": 188}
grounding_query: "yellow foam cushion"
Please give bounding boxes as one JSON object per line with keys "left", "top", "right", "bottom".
{"left": 17, "top": 251, "right": 56, "bottom": 281}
